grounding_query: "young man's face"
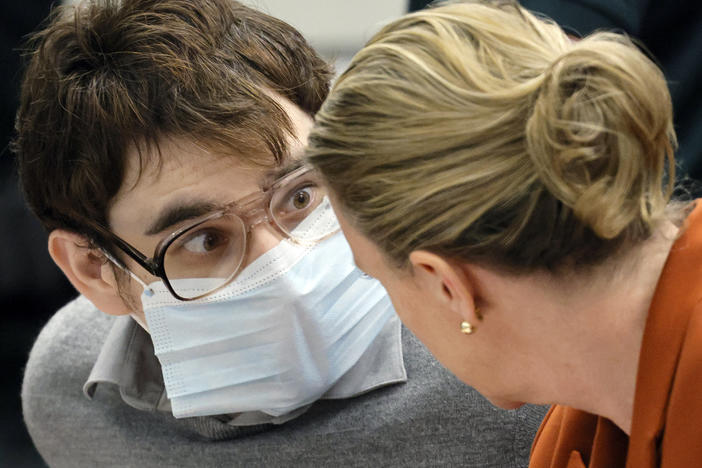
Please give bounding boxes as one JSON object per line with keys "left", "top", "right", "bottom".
{"left": 105, "top": 94, "right": 313, "bottom": 324}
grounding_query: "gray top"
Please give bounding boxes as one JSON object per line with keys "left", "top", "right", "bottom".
{"left": 22, "top": 296, "right": 547, "bottom": 467}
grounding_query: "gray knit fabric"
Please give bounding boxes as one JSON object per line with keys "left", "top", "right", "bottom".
{"left": 22, "top": 297, "right": 547, "bottom": 467}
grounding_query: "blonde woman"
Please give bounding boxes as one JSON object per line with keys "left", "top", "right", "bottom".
{"left": 306, "top": 1, "right": 702, "bottom": 467}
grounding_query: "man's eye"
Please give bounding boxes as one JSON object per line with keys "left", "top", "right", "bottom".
{"left": 181, "top": 230, "right": 227, "bottom": 254}
{"left": 276, "top": 184, "right": 320, "bottom": 215}
{"left": 290, "top": 188, "right": 312, "bottom": 210}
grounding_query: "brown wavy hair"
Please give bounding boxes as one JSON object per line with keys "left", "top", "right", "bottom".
{"left": 13, "top": 0, "right": 332, "bottom": 247}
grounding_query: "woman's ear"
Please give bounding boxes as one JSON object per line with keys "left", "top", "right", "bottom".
{"left": 408, "top": 250, "right": 480, "bottom": 324}
{"left": 48, "top": 229, "right": 132, "bottom": 316}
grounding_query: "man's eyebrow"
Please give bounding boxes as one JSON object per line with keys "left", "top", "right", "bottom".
{"left": 263, "top": 158, "right": 305, "bottom": 187}
{"left": 145, "top": 200, "right": 220, "bottom": 236}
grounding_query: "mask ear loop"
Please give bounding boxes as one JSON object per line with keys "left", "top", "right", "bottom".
{"left": 100, "top": 249, "right": 154, "bottom": 297}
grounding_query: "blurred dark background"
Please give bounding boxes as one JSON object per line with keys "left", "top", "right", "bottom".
{"left": 1, "top": 1, "right": 77, "bottom": 466}
{"left": 2, "top": 1, "right": 700, "bottom": 466}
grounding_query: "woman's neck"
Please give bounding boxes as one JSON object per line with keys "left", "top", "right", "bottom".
{"left": 511, "top": 222, "right": 679, "bottom": 434}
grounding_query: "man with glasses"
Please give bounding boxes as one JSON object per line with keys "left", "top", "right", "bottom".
{"left": 15, "top": 0, "right": 545, "bottom": 466}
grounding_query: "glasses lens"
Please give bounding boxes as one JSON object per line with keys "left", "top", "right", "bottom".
{"left": 269, "top": 171, "right": 340, "bottom": 243}
{"left": 163, "top": 213, "right": 246, "bottom": 299}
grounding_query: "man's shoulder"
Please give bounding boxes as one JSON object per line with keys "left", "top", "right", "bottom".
{"left": 20, "top": 301, "right": 546, "bottom": 467}
{"left": 21, "top": 296, "right": 118, "bottom": 463}
{"left": 273, "top": 327, "right": 547, "bottom": 466}
{"left": 23, "top": 295, "right": 110, "bottom": 388}
{"left": 22, "top": 295, "right": 112, "bottom": 391}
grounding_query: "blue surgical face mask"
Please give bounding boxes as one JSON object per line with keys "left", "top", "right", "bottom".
{"left": 140, "top": 229, "right": 394, "bottom": 419}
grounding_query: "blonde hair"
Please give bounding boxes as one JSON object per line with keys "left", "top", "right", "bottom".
{"left": 307, "top": 0, "right": 676, "bottom": 272}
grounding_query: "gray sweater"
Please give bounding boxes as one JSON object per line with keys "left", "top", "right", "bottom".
{"left": 22, "top": 296, "right": 547, "bottom": 467}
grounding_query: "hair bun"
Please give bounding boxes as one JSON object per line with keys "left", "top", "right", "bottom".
{"left": 525, "top": 32, "right": 675, "bottom": 239}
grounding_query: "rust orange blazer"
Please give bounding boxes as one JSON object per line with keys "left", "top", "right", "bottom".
{"left": 529, "top": 201, "right": 702, "bottom": 468}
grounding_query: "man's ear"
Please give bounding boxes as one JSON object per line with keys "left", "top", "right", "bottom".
{"left": 408, "top": 250, "right": 480, "bottom": 324}
{"left": 48, "top": 229, "right": 132, "bottom": 316}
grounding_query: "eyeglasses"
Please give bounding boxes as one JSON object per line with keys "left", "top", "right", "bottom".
{"left": 90, "top": 166, "right": 339, "bottom": 301}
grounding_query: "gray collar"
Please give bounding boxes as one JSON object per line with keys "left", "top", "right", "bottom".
{"left": 84, "top": 312, "right": 406, "bottom": 426}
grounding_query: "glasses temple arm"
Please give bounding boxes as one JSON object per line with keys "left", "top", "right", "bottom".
{"left": 100, "top": 249, "right": 154, "bottom": 297}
